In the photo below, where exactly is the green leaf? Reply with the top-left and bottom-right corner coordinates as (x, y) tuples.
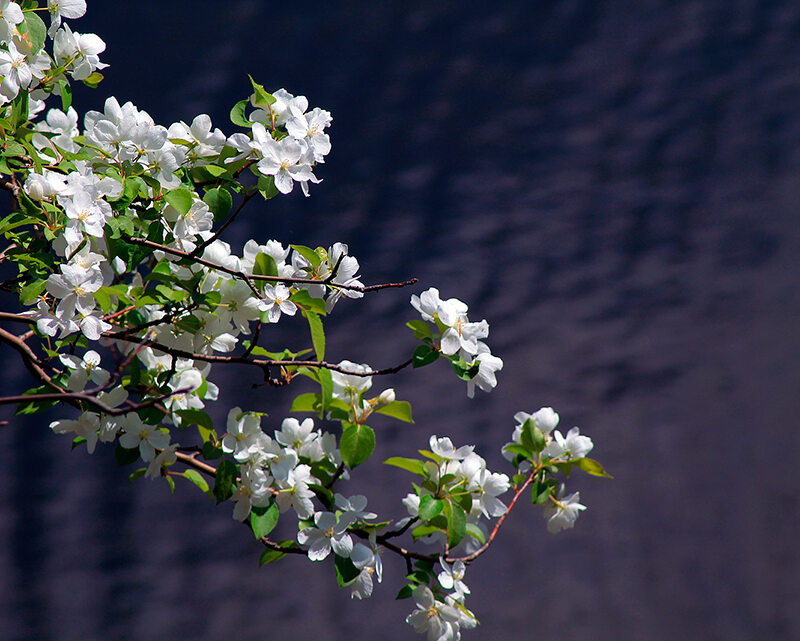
(253, 252), (278, 278)
(465, 522), (487, 545)
(250, 501), (279, 539)
(340, 424), (375, 469)
(319, 368), (332, 415)
(203, 186), (232, 221)
(374, 400), (413, 423)
(202, 164), (228, 177)
(574, 457), (613, 478)
(290, 289), (326, 315)
(290, 393), (321, 413)
(19, 278), (46, 305)
(412, 524), (444, 541)
(138, 407), (166, 425)
(11, 90), (29, 129)
(531, 478), (557, 505)
(19, 11), (46, 53)
(256, 175), (278, 200)
(81, 71), (104, 88)
(412, 344), (439, 368)
(56, 78), (72, 111)
(443, 501), (467, 548)
(384, 457), (426, 477)
(396, 585), (414, 600)
(214, 459), (237, 504)
(166, 476), (176, 494)
(521, 418), (545, 453)
(308, 483), (335, 512)
(304, 311), (325, 361)
(202, 441), (222, 460)
(502, 443), (532, 459)
(230, 98), (250, 128)
(249, 75), (276, 109)
(258, 540), (298, 565)
(406, 320), (433, 341)
(182, 469), (212, 496)
(334, 554), (361, 587)
(114, 444), (140, 467)
(450, 357), (480, 381)
(290, 244), (323, 269)
(553, 461), (574, 479)
(129, 468), (147, 482)
(175, 409), (214, 432)
(418, 495), (444, 521)
(164, 188), (194, 215)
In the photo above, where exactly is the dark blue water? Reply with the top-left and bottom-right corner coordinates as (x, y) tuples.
(1, 1), (799, 639)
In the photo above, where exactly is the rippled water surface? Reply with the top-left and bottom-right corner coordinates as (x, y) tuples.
(1, 2), (799, 640)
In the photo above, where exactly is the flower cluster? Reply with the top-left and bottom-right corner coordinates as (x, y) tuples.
(410, 287), (503, 397)
(0, 3), (609, 640)
(227, 86), (331, 196)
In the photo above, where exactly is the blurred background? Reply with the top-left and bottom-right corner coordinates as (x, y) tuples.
(1, 1), (799, 639)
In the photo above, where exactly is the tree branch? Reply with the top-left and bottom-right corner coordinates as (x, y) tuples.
(124, 235), (417, 294)
(110, 332), (414, 378)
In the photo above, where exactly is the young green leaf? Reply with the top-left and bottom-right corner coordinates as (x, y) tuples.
(465, 522), (487, 545)
(418, 495), (444, 521)
(406, 320), (433, 341)
(250, 502), (280, 539)
(340, 424), (375, 469)
(334, 554), (361, 587)
(203, 186), (232, 221)
(258, 540), (298, 565)
(412, 344), (439, 368)
(290, 244), (323, 269)
(230, 98), (251, 128)
(304, 311), (325, 361)
(319, 368), (333, 415)
(19, 11), (47, 54)
(521, 418), (546, 453)
(290, 392), (322, 413)
(182, 469), (212, 497)
(383, 457), (426, 477)
(443, 501), (467, 548)
(214, 459), (237, 504)
(249, 75), (276, 109)
(574, 457), (613, 478)
(253, 252), (279, 278)
(396, 585), (415, 600)
(374, 400), (414, 423)
(164, 188), (194, 215)
(290, 289), (327, 315)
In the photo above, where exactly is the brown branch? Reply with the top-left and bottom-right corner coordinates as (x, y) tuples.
(447, 468), (541, 564)
(0, 326), (63, 390)
(0, 311), (35, 324)
(125, 236), (262, 298)
(175, 451), (218, 478)
(0, 387), (190, 416)
(124, 235), (417, 294)
(110, 332), (414, 378)
(257, 536), (307, 556)
(189, 190), (257, 258)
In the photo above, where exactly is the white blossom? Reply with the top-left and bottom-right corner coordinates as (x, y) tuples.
(544, 489), (587, 534)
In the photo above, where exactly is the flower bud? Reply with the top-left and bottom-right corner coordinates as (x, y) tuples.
(377, 388), (396, 405)
(26, 179), (45, 201)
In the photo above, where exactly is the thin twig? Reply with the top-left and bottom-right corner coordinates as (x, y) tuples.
(189, 190), (257, 258)
(447, 468), (540, 564)
(111, 333), (414, 378)
(124, 236), (418, 294)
